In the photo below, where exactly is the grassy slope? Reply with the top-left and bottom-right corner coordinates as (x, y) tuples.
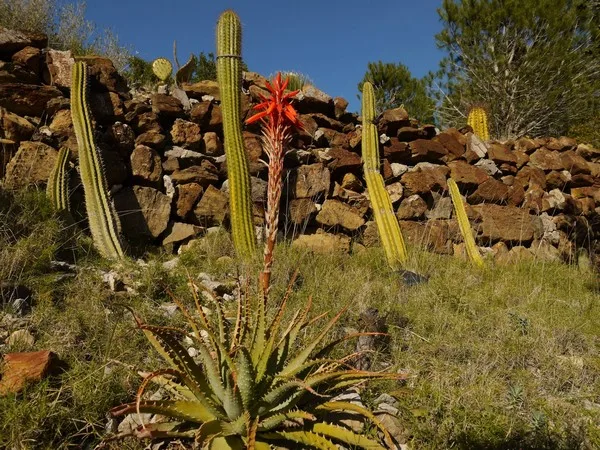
(0, 190), (599, 449)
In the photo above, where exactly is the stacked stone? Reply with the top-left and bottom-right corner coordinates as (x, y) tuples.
(1, 27), (599, 262)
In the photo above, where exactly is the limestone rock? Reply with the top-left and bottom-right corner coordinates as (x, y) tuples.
(202, 131), (223, 156)
(45, 49), (74, 88)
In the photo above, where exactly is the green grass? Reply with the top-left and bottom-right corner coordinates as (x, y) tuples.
(0, 189), (599, 449)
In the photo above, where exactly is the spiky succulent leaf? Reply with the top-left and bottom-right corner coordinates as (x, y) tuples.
(313, 422), (387, 449)
(262, 430), (338, 450)
(111, 399), (215, 423)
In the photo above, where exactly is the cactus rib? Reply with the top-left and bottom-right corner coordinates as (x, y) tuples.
(447, 178), (484, 267)
(361, 82), (407, 269)
(467, 106), (489, 141)
(71, 61), (124, 259)
(216, 10), (256, 258)
(47, 147), (70, 212)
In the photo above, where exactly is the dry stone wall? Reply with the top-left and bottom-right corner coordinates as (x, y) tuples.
(1, 27), (599, 264)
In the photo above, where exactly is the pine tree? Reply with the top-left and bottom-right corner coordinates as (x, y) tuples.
(358, 61), (436, 123)
(435, 0), (600, 139)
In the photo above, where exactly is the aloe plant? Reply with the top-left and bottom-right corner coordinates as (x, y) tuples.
(110, 274), (402, 448)
(447, 178), (484, 267)
(362, 81), (408, 269)
(216, 10), (256, 258)
(467, 105), (490, 141)
(46, 147), (70, 212)
(71, 61), (124, 259)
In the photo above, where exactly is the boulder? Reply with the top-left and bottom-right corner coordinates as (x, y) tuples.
(130, 145), (162, 183)
(114, 186), (171, 239)
(469, 178), (510, 204)
(401, 165), (448, 195)
(182, 80), (220, 100)
(193, 185), (229, 225)
(286, 198), (317, 225)
(0, 27), (47, 58)
(0, 83), (62, 116)
(326, 147), (362, 175)
(74, 55), (128, 94)
(288, 163), (330, 199)
(447, 160), (489, 188)
(529, 148), (565, 171)
(3, 141), (57, 189)
(12, 46), (41, 75)
(316, 199), (365, 231)
(472, 204), (542, 244)
(170, 118), (202, 149)
(151, 93), (183, 117)
(175, 183), (203, 218)
(409, 139), (447, 162)
(396, 194), (428, 219)
(45, 49), (74, 88)
(0, 107), (35, 142)
(295, 84), (334, 116)
(292, 229), (351, 254)
(171, 159), (219, 186)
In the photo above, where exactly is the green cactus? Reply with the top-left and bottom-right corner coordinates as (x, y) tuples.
(152, 57), (173, 82)
(71, 61), (124, 260)
(467, 106), (490, 141)
(216, 10), (256, 258)
(361, 82), (407, 269)
(447, 178), (484, 267)
(46, 147), (70, 212)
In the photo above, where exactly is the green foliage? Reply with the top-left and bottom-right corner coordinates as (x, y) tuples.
(435, 0), (600, 139)
(122, 55), (159, 88)
(276, 71), (312, 91)
(569, 114), (600, 147)
(190, 51), (249, 82)
(71, 61), (124, 260)
(216, 10), (256, 258)
(358, 61), (436, 123)
(110, 275), (400, 448)
(361, 81), (408, 270)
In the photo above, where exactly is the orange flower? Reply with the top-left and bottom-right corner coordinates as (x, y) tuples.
(245, 72), (303, 131)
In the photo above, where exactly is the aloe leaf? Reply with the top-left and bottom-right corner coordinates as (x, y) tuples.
(261, 430), (338, 450)
(235, 347), (256, 410)
(313, 422), (387, 449)
(110, 399), (214, 423)
(258, 410), (316, 431)
(133, 421), (195, 439)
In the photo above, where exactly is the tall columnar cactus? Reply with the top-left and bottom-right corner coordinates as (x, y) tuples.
(216, 10), (256, 258)
(151, 57), (173, 82)
(447, 178), (484, 267)
(362, 82), (407, 269)
(71, 61), (124, 260)
(46, 147), (70, 212)
(467, 106), (490, 141)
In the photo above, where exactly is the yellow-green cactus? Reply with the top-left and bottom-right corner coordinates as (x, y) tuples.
(467, 106), (490, 141)
(447, 178), (484, 267)
(46, 147), (70, 212)
(152, 57), (173, 82)
(216, 10), (256, 258)
(71, 61), (124, 259)
(362, 82), (407, 269)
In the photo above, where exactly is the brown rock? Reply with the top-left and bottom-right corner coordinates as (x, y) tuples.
(576, 143), (600, 161)
(398, 219), (457, 254)
(382, 139), (410, 163)
(242, 131), (265, 175)
(45, 49), (74, 87)
(316, 199), (365, 231)
(74, 55), (128, 94)
(409, 139), (447, 161)
(151, 93), (183, 117)
(194, 185), (229, 225)
(385, 181), (404, 203)
(341, 172), (363, 192)
(133, 111), (162, 134)
(379, 107), (410, 135)
(171, 159), (219, 186)
(347, 128), (362, 149)
(334, 96), (348, 118)
(516, 166), (546, 189)
(292, 229), (351, 254)
(0, 83), (62, 116)
(472, 204), (541, 244)
(176, 183), (203, 218)
(287, 198), (317, 225)
(507, 181), (525, 206)
(48, 109), (72, 138)
(514, 137), (539, 153)
(0, 27), (47, 57)
(401, 166), (448, 195)
(496, 246), (535, 263)
(131, 145), (162, 183)
(523, 186), (545, 213)
(105, 122), (136, 156)
(0, 60), (39, 84)
(447, 160), (489, 188)
(170, 119), (202, 149)
(571, 187), (600, 203)
(487, 142), (516, 165)
(3, 141), (57, 189)
(12, 46), (41, 74)
(382, 159), (393, 180)
(182, 80), (220, 100)
(288, 163), (330, 198)
(513, 151), (530, 169)
(435, 132), (465, 159)
(90, 91), (124, 123)
(202, 131), (223, 156)
(469, 178), (510, 204)
(560, 151), (590, 175)
(135, 131), (166, 149)
(546, 136), (577, 151)
(529, 148), (564, 171)
(162, 222), (201, 246)
(0, 107), (35, 142)
(545, 170), (570, 190)
(100, 150), (128, 186)
(295, 84), (334, 115)
(319, 128), (349, 148)
(0, 350), (55, 395)
(114, 186), (171, 239)
(396, 194), (427, 219)
(397, 126), (428, 141)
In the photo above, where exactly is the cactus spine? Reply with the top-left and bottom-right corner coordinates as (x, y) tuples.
(447, 178), (484, 267)
(216, 10), (256, 258)
(361, 82), (407, 269)
(47, 147), (70, 212)
(152, 58), (173, 82)
(467, 106), (489, 141)
(71, 62), (124, 259)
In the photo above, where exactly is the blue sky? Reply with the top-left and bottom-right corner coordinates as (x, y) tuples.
(84, 0), (446, 112)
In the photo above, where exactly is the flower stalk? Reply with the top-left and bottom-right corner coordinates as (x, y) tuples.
(246, 73), (303, 298)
